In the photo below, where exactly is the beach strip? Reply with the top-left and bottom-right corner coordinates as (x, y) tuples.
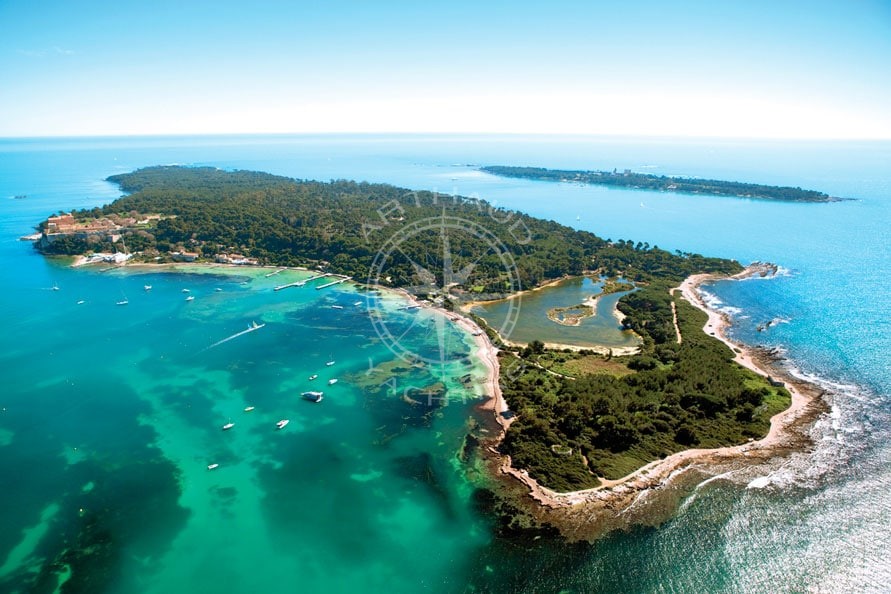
(481, 264), (827, 517)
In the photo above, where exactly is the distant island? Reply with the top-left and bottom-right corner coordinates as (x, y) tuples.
(481, 165), (846, 203)
(32, 166), (813, 530)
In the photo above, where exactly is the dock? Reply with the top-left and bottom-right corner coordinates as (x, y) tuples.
(265, 268), (287, 277)
(274, 273), (330, 292)
(316, 276), (351, 290)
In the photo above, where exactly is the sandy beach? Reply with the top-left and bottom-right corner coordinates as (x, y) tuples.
(476, 263), (828, 539)
(67, 257), (825, 537)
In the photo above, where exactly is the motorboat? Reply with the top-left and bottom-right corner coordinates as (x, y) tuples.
(301, 391), (324, 403)
(276, 419), (290, 429)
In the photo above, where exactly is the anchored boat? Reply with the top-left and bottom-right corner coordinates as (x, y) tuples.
(301, 391), (324, 403)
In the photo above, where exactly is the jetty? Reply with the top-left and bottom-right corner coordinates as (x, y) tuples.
(265, 268), (287, 277)
(316, 276), (351, 290)
(274, 273), (330, 292)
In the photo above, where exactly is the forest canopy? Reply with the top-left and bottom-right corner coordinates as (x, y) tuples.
(39, 166), (741, 293)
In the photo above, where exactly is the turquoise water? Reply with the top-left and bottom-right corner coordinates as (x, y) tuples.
(472, 276), (639, 349)
(1, 135), (890, 592)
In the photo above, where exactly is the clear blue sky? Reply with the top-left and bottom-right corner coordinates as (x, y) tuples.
(1, 0), (890, 138)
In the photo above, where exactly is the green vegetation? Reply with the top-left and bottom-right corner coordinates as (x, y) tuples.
(482, 165), (845, 203)
(530, 351), (633, 379)
(37, 166), (740, 293)
(35, 166), (782, 493)
(546, 304), (594, 326)
(499, 283), (790, 491)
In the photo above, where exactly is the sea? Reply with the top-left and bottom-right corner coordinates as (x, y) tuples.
(0, 134), (889, 593)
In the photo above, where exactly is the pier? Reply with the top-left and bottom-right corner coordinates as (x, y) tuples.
(265, 268), (287, 277)
(316, 276), (351, 290)
(274, 273), (330, 291)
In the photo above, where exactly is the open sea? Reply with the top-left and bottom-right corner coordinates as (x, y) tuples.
(0, 134), (889, 593)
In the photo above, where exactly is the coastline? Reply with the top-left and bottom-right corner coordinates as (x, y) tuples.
(64, 257), (828, 539)
(477, 263), (829, 540)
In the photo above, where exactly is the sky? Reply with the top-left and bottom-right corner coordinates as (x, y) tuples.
(1, 0), (890, 139)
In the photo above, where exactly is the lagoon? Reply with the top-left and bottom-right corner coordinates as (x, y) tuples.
(2, 134), (890, 592)
(471, 276), (640, 350)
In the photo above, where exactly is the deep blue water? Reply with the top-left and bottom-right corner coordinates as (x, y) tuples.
(1, 134), (889, 592)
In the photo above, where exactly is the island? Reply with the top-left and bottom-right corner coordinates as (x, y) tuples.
(32, 166), (823, 538)
(481, 165), (847, 202)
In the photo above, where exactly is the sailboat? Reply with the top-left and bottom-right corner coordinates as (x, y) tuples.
(116, 291), (129, 306)
(222, 419), (234, 431)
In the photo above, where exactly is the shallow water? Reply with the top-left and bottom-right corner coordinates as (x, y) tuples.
(1, 134), (889, 592)
(472, 276), (639, 348)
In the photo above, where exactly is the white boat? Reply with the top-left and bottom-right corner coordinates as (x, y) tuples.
(331, 305), (344, 310)
(276, 419), (290, 429)
(302, 391), (324, 403)
(116, 299), (129, 306)
(76, 300), (85, 305)
(244, 406), (255, 412)
(353, 301), (362, 306)
(51, 285), (60, 291)
(215, 287), (223, 292)
(182, 288), (190, 293)
(325, 360), (335, 366)
(144, 285), (152, 291)
(222, 421), (234, 430)
(309, 374), (318, 380)
(185, 295), (195, 302)
(327, 379), (338, 385)
(207, 463), (219, 470)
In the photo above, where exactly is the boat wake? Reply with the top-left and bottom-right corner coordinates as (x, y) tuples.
(203, 321), (266, 351)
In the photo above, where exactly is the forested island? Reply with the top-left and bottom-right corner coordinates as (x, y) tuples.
(36, 166), (738, 291)
(481, 165), (845, 202)
(35, 166), (790, 495)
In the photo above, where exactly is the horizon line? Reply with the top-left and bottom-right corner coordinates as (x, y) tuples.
(2, 131), (889, 143)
